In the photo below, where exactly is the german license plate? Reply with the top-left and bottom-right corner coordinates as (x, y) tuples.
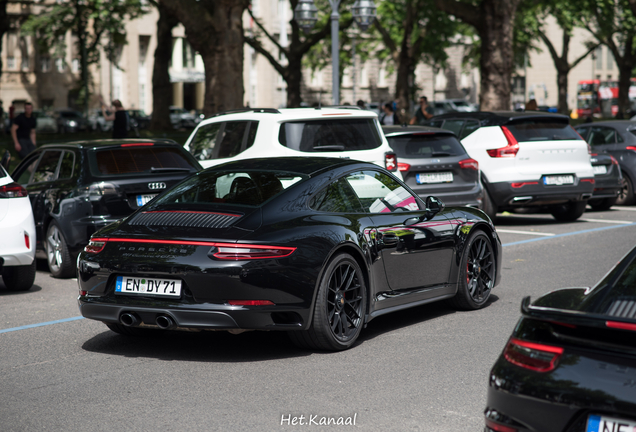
(543, 175), (574, 185)
(136, 194), (157, 206)
(416, 172), (453, 184)
(586, 414), (636, 432)
(115, 276), (181, 297)
(593, 165), (607, 175)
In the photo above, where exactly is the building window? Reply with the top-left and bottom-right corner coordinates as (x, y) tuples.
(55, 58), (64, 72)
(41, 57), (51, 72)
(595, 47), (603, 70)
(72, 58), (80, 73)
(7, 57), (16, 70)
(607, 48), (614, 70)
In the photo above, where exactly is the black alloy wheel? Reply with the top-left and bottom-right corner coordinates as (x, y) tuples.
(616, 175), (634, 206)
(481, 187), (497, 221)
(289, 253), (366, 351)
(449, 230), (494, 310)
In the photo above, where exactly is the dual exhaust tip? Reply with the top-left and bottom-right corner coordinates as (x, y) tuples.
(119, 312), (176, 330)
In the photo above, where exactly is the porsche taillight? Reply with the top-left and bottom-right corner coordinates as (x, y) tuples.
(212, 244), (296, 260)
(487, 127), (519, 158)
(503, 337), (563, 372)
(84, 238), (108, 254)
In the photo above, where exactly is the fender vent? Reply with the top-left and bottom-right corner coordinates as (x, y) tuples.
(128, 211), (241, 229)
(607, 299), (636, 319)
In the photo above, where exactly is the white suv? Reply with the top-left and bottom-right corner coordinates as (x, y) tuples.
(429, 112), (595, 221)
(0, 163), (36, 291)
(183, 107), (400, 177)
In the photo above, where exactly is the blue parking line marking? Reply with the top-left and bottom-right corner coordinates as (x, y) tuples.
(0, 316), (84, 334)
(503, 222), (636, 247)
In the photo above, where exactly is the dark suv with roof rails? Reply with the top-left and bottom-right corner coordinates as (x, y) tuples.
(11, 139), (202, 278)
(427, 111), (595, 221)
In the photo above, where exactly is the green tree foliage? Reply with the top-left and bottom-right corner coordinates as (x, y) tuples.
(517, 0), (597, 114)
(371, 0), (461, 121)
(22, 0), (147, 111)
(245, 0), (350, 107)
(580, 0), (636, 115)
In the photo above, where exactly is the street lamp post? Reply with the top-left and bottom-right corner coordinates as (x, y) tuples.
(294, 0), (376, 106)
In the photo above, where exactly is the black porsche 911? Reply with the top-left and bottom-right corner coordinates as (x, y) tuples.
(77, 157), (502, 351)
(485, 245), (636, 432)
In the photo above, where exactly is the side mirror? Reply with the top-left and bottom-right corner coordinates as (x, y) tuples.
(425, 196), (445, 219)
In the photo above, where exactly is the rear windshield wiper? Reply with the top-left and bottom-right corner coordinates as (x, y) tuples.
(149, 167), (193, 173)
(312, 145), (346, 152)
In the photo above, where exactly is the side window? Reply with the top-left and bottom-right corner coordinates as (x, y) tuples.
(574, 127), (589, 140)
(345, 170), (421, 213)
(617, 132), (625, 143)
(217, 121), (251, 159)
(58, 151), (75, 179)
(31, 150), (63, 183)
(460, 120), (480, 139)
(588, 127), (616, 146)
(310, 178), (364, 213)
(13, 154), (40, 184)
(190, 122), (222, 160)
(438, 119), (465, 137)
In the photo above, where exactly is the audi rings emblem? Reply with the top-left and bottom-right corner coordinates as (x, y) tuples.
(148, 182), (167, 190)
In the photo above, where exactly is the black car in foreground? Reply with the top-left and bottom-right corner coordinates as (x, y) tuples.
(486, 245), (636, 432)
(11, 139), (201, 278)
(77, 157), (502, 351)
(588, 152), (622, 211)
(382, 125), (483, 208)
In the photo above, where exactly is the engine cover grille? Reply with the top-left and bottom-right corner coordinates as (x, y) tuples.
(607, 298), (636, 319)
(128, 211), (240, 229)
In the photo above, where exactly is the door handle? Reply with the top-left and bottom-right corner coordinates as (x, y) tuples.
(381, 233), (399, 247)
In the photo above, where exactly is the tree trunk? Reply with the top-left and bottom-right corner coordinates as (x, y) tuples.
(395, 57), (413, 124)
(556, 68), (568, 115)
(0, 0), (10, 85)
(286, 56), (303, 108)
(477, 0), (519, 110)
(434, 0), (520, 111)
(617, 61), (633, 116)
(161, 0), (249, 116)
(150, 1), (178, 131)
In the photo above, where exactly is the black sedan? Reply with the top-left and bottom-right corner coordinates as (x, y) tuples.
(11, 139), (201, 278)
(382, 125), (483, 208)
(574, 121), (636, 205)
(77, 157), (502, 351)
(485, 245), (636, 432)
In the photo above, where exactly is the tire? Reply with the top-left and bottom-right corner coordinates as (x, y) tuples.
(481, 187), (497, 221)
(105, 323), (159, 337)
(448, 230), (495, 310)
(2, 260), (36, 291)
(616, 174), (634, 206)
(45, 222), (75, 278)
(589, 197), (617, 211)
(550, 200), (587, 222)
(288, 253), (367, 351)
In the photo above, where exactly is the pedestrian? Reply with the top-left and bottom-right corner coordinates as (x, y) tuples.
(379, 102), (398, 125)
(409, 96), (434, 125)
(356, 99), (366, 110)
(525, 99), (538, 111)
(11, 102), (37, 160)
(102, 99), (128, 139)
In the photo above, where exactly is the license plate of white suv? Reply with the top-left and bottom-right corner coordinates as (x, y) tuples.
(543, 175), (574, 185)
(417, 172), (453, 184)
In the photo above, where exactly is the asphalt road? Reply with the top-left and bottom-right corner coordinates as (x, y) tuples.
(2, 206), (636, 431)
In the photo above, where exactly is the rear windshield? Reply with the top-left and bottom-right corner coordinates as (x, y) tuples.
(279, 118), (382, 152)
(386, 134), (465, 158)
(90, 146), (199, 176)
(505, 120), (582, 142)
(148, 170), (306, 208)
